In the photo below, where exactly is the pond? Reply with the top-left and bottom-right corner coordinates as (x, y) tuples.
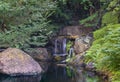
(0, 64), (103, 82)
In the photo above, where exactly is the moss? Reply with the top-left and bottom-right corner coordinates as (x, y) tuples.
(102, 11), (118, 26)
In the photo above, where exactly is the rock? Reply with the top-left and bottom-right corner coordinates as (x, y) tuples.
(74, 38), (88, 54)
(85, 62), (95, 70)
(24, 48), (50, 72)
(59, 26), (81, 37)
(69, 53), (85, 66)
(83, 35), (93, 44)
(59, 25), (93, 39)
(0, 48), (42, 76)
(25, 48), (50, 61)
(74, 35), (93, 54)
(75, 68), (86, 82)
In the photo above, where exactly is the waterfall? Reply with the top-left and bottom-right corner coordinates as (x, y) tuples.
(53, 38), (67, 56)
(54, 39), (58, 56)
(63, 38), (66, 54)
(68, 47), (74, 58)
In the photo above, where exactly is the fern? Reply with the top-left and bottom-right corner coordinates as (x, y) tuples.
(79, 12), (99, 27)
(0, 0), (57, 48)
(85, 24), (120, 81)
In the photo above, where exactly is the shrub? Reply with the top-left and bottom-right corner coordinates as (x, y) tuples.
(0, 0), (57, 48)
(85, 24), (120, 81)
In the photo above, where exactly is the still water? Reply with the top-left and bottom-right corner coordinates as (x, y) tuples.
(0, 65), (102, 82)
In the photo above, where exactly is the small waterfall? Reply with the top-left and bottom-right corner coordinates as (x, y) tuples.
(54, 39), (58, 55)
(68, 47), (74, 58)
(63, 38), (67, 54)
(53, 38), (67, 56)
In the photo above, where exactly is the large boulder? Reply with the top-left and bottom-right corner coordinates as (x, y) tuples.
(0, 48), (42, 76)
(24, 48), (50, 72)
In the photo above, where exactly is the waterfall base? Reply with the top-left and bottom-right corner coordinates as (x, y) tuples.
(53, 54), (67, 56)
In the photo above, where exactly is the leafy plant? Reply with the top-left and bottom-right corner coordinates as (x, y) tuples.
(0, 0), (57, 48)
(79, 12), (99, 27)
(51, 0), (95, 25)
(85, 24), (120, 81)
(101, 0), (120, 26)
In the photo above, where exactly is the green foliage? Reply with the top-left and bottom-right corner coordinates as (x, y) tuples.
(102, 11), (118, 26)
(100, 0), (112, 9)
(66, 41), (73, 53)
(85, 2), (120, 81)
(79, 12), (99, 27)
(94, 24), (120, 39)
(107, 0), (120, 11)
(102, 0), (120, 26)
(86, 76), (100, 82)
(66, 66), (73, 77)
(66, 0), (93, 10)
(51, 0), (94, 25)
(112, 71), (120, 82)
(0, 0), (57, 48)
(85, 24), (120, 81)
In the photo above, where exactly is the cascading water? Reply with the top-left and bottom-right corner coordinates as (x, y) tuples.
(68, 47), (74, 58)
(54, 39), (58, 55)
(63, 38), (66, 54)
(53, 38), (67, 56)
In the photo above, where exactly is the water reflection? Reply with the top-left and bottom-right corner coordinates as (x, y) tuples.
(0, 74), (41, 82)
(40, 65), (86, 82)
(0, 65), (102, 82)
(40, 64), (102, 82)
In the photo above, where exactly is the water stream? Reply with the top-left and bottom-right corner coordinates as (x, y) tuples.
(68, 47), (74, 58)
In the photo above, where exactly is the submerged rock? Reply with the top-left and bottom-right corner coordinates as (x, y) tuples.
(0, 48), (42, 76)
